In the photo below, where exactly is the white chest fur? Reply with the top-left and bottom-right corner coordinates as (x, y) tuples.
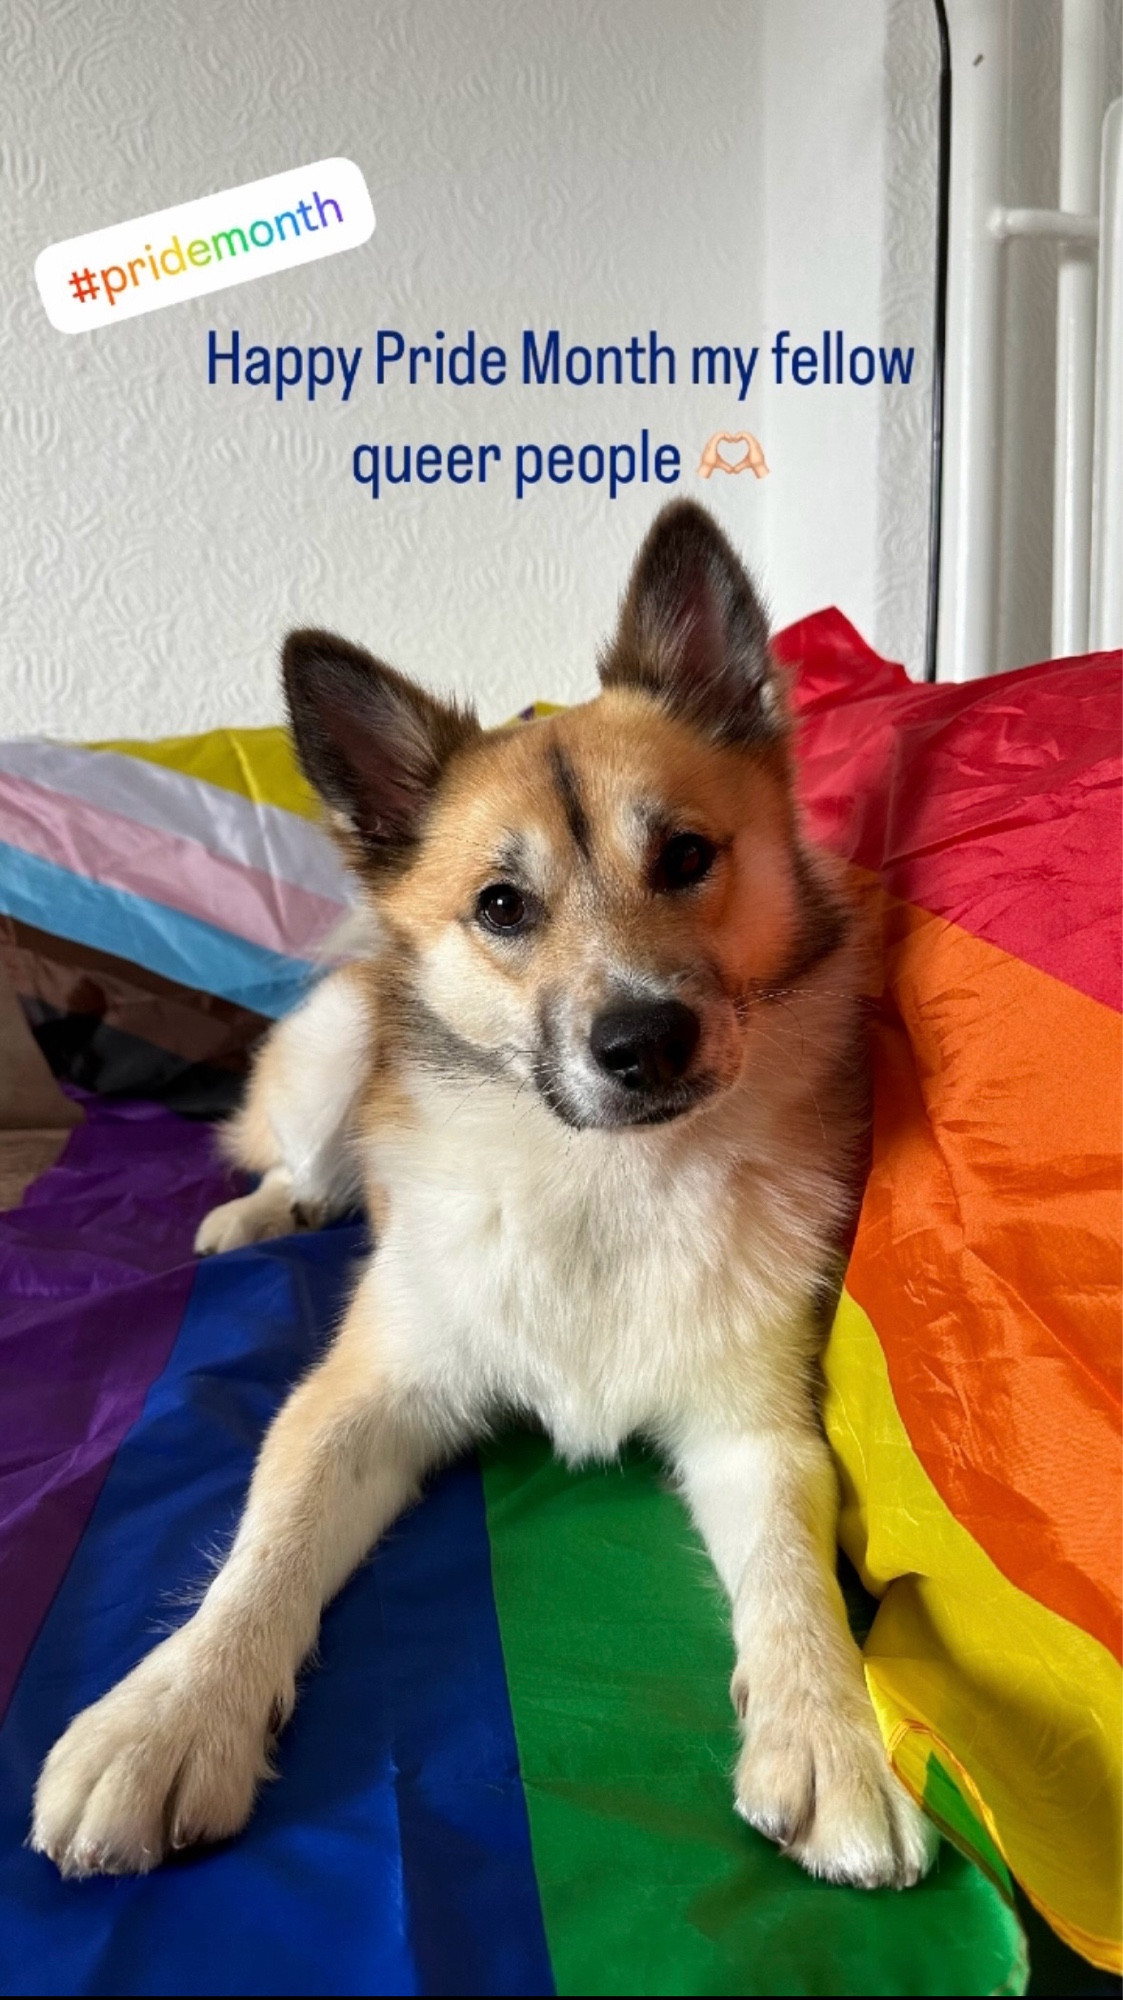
(366, 1066), (833, 1459)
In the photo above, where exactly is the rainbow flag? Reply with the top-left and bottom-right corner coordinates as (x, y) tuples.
(776, 613), (1122, 1975)
(0, 1108), (1022, 1996)
(0, 611), (1117, 1991)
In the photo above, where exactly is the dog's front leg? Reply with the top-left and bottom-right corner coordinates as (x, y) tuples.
(674, 1425), (936, 1889)
(33, 1279), (447, 1878)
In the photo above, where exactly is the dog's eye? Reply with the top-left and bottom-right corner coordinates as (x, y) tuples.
(476, 882), (529, 932)
(653, 833), (717, 893)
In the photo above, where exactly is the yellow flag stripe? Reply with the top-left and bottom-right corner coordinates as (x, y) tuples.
(89, 727), (319, 819)
(825, 1288), (1122, 1971)
(91, 706), (563, 815)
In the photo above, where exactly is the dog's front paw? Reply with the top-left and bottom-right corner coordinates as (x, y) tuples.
(194, 1182), (295, 1256)
(732, 1672), (936, 1889)
(31, 1630), (283, 1878)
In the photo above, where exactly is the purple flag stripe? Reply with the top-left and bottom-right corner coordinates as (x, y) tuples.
(0, 1095), (233, 1724)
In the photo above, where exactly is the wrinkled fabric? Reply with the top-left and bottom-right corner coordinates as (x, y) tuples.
(0, 1098), (1020, 1997)
(0, 727), (350, 1102)
(0, 620), (1117, 1988)
(772, 614), (1122, 1970)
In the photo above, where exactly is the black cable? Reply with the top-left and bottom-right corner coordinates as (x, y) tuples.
(925, 0), (952, 682)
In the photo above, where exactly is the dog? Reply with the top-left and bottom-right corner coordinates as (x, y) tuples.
(32, 501), (934, 1890)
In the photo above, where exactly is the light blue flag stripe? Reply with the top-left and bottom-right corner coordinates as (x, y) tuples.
(0, 842), (315, 1019)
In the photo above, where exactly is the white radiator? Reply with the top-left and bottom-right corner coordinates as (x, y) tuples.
(938, 0), (1120, 679)
(1091, 94), (1122, 651)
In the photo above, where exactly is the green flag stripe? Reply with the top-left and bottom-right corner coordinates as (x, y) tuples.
(482, 1432), (1026, 1998)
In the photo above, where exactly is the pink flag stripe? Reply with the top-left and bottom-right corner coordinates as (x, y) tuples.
(0, 740), (347, 904)
(0, 771), (347, 962)
(0, 738), (350, 905)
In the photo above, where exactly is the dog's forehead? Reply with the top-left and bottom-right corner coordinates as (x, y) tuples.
(469, 729), (656, 879)
(418, 693), (791, 911)
(457, 695), (753, 851)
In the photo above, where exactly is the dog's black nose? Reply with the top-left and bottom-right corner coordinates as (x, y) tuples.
(589, 1000), (701, 1090)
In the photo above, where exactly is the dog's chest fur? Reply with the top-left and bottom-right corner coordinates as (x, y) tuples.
(364, 1062), (836, 1459)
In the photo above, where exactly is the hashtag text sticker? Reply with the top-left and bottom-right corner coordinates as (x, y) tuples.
(36, 160), (375, 335)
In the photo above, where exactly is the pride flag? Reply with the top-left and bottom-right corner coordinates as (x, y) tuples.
(777, 614), (1122, 1973)
(0, 611), (1117, 1991)
(0, 1107), (1024, 1996)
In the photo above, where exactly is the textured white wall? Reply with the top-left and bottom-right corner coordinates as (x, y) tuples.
(1, 0), (942, 739)
(758, 0), (938, 670)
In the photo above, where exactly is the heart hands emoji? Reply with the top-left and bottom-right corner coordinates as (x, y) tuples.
(697, 431), (770, 480)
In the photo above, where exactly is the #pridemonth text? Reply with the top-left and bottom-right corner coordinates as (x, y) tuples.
(38, 161), (374, 335)
(69, 193), (343, 310)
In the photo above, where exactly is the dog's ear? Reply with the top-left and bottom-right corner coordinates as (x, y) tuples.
(598, 501), (784, 746)
(283, 630), (480, 869)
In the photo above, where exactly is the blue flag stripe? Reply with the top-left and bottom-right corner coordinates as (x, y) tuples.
(0, 1225), (553, 1998)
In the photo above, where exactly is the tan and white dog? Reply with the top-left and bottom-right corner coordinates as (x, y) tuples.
(32, 502), (934, 1890)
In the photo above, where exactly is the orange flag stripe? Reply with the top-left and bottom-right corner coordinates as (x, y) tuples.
(847, 891), (1122, 1661)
